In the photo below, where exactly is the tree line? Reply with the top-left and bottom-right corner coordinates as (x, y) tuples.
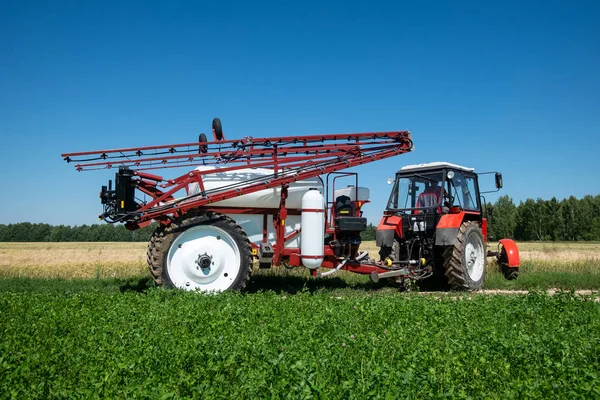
(1, 194), (599, 242)
(361, 194), (600, 242)
(487, 195), (600, 241)
(0, 223), (157, 242)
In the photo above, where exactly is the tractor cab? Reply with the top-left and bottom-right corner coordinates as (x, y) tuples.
(387, 162), (481, 216)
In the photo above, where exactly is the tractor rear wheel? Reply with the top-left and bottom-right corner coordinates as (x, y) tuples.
(443, 221), (486, 291)
(147, 212), (252, 292)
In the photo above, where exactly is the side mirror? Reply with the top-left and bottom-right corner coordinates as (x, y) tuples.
(495, 172), (503, 189)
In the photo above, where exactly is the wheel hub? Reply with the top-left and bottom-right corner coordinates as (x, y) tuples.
(467, 249), (477, 267)
(464, 234), (484, 282)
(196, 253), (213, 270)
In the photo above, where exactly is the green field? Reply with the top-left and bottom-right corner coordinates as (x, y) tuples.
(1, 242), (600, 398)
(1, 284), (599, 399)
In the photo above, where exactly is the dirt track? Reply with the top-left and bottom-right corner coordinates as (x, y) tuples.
(477, 289), (597, 295)
(417, 289), (599, 300)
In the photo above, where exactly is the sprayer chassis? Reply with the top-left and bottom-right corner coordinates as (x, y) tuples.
(63, 127), (415, 287)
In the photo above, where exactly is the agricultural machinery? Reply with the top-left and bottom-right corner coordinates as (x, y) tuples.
(62, 119), (519, 292)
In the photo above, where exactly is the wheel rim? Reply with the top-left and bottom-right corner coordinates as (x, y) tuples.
(167, 225), (241, 292)
(464, 232), (485, 282)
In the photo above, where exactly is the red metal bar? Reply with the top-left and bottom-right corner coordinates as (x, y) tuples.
(273, 185), (289, 266)
(70, 142), (399, 171)
(63, 132), (411, 172)
(262, 214), (268, 243)
(62, 131), (408, 158)
(135, 171), (164, 182)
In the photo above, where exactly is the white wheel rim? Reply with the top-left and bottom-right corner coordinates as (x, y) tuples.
(464, 233), (485, 282)
(167, 225), (241, 292)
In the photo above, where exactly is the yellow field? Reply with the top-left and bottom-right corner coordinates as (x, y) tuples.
(0, 241), (599, 279)
(0, 242), (147, 279)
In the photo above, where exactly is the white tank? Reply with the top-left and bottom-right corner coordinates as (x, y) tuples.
(223, 214), (302, 249)
(334, 186), (370, 202)
(300, 189), (325, 269)
(187, 166), (323, 209)
(185, 166), (322, 250)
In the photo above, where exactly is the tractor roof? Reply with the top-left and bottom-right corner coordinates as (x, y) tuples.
(398, 162), (474, 174)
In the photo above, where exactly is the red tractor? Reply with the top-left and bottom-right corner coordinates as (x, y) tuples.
(376, 162), (520, 290)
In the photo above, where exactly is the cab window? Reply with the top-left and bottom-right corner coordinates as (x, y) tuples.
(389, 172), (444, 211)
(447, 172), (479, 211)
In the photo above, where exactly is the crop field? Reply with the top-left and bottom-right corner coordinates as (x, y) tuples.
(1, 241), (600, 398)
(1, 241), (599, 290)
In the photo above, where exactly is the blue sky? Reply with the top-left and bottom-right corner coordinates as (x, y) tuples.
(1, 0), (599, 225)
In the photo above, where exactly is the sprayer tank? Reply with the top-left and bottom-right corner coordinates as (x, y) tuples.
(300, 188), (325, 268)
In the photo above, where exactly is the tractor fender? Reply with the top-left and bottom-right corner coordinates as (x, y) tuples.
(376, 215), (402, 247)
(499, 239), (520, 267)
(434, 213), (464, 246)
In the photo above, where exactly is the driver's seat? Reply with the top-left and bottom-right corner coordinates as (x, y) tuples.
(414, 192), (441, 214)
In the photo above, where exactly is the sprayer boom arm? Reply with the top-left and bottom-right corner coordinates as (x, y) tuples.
(62, 130), (413, 227)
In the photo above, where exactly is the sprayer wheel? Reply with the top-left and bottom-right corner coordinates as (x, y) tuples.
(212, 118), (223, 141)
(198, 133), (208, 153)
(147, 212), (252, 292)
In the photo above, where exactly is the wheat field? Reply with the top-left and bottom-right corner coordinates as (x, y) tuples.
(0, 242), (147, 279)
(0, 241), (599, 279)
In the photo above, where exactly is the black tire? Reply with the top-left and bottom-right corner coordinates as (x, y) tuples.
(212, 118), (223, 141)
(502, 265), (519, 280)
(198, 133), (208, 153)
(418, 246), (450, 291)
(499, 247), (519, 280)
(377, 239), (407, 287)
(147, 212), (252, 291)
(378, 239), (420, 289)
(443, 221), (486, 291)
(378, 239), (399, 262)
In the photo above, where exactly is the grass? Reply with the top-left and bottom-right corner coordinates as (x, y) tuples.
(1, 289), (600, 398)
(1, 242), (600, 398)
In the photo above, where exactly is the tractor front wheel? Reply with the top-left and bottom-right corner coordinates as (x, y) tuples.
(147, 213), (252, 292)
(499, 246), (519, 280)
(378, 239), (399, 264)
(443, 221), (486, 291)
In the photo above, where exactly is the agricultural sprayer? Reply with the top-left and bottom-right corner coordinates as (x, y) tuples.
(62, 119), (519, 291)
